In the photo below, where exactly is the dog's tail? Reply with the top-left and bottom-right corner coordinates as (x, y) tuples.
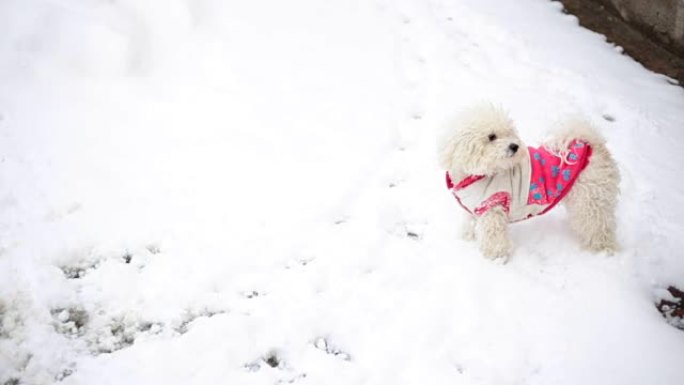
(544, 119), (607, 153)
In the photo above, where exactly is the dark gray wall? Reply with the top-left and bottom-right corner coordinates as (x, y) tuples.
(598, 0), (684, 54)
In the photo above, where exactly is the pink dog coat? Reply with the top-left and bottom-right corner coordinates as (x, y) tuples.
(446, 140), (592, 222)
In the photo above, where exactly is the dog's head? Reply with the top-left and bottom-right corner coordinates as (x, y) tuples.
(439, 104), (525, 176)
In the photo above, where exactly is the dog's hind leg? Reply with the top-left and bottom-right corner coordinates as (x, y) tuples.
(564, 187), (617, 253)
(563, 146), (620, 254)
(476, 207), (511, 260)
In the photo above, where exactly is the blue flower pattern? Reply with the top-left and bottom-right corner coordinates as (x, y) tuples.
(562, 169), (571, 181)
(527, 140), (588, 205)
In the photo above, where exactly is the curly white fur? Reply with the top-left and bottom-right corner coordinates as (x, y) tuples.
(439, 104), (620, 260)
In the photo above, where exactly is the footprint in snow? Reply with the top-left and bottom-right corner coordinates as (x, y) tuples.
(602, 114), (616, 122)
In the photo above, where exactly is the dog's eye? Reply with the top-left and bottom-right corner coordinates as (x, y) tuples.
(488, 134), (497, 142)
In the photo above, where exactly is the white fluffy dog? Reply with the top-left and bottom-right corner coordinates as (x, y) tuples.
(438, 104), (620, 260)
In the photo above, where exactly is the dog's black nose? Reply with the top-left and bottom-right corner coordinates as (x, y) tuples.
(509, 143), (519, 153)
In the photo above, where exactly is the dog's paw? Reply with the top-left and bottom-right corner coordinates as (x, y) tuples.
(586, 242), (618, 256)
(480, 241), (511, 261)
(584, 234), (619, 255)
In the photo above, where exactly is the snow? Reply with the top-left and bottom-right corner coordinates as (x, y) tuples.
(1, 0), (684, 384)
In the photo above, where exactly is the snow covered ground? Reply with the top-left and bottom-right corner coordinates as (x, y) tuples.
(1, 0), (684, 383)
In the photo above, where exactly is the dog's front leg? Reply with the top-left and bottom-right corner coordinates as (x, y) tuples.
(476, 207), (511, 260)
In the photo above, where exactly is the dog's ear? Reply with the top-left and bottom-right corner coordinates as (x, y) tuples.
(438, 125), (476, 175)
